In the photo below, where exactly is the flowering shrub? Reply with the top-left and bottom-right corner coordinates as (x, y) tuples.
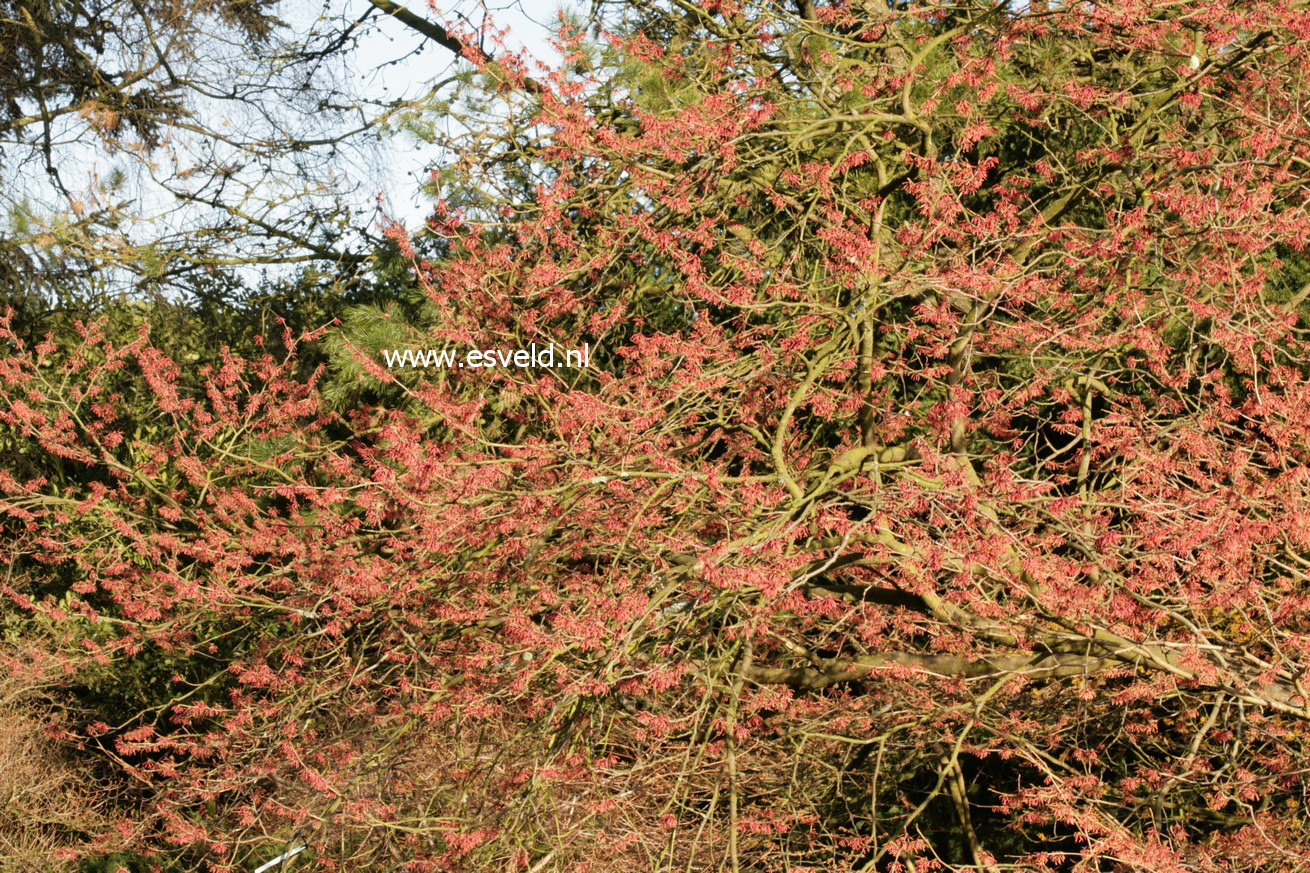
(4, 1), (1310, 870)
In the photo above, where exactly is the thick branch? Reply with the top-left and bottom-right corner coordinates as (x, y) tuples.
(746, 647), (1310, 720)
(365, 0), (544, 96)
(745, 651), (1120, 689)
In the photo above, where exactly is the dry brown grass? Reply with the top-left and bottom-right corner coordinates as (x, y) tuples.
(0, 662), (125, 872)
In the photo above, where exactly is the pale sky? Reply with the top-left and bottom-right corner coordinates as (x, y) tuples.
(344, 0), (575, 228)
(2, 0), (577, 298)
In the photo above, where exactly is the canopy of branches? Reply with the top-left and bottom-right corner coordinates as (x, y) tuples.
(3, 1), (1310, 871)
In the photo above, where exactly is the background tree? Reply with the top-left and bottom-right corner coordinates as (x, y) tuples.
(0, 0), (465, 346)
